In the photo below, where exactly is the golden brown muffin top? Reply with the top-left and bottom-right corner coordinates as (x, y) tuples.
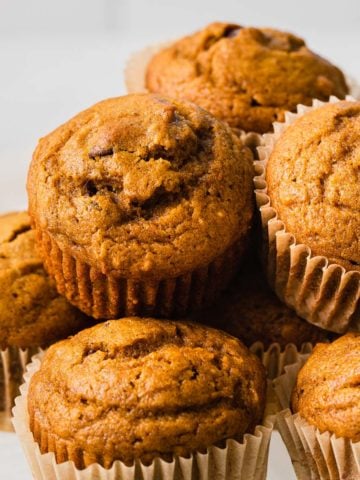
(28, 93), (254, 280)
(266, 100), (360, 272)
(145, 22), (348, 134)
(28, 318), (266, 466)
(194, 261), (330, 349)
(0, 212), (90, 349)
(291, 333), (360, 440)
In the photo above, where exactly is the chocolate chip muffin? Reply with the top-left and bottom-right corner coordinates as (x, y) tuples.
(145, 23), (348, 133)
(194, 261), (331, 349)
(28, 317), (266, 468)
(0, 211), (90, 413)
(291, 333), (360, 440)
(28, 93), (254, 319)
(266, 100), (360, 272)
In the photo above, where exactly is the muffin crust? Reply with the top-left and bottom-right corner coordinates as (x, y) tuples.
(146, 23), (348, 133)
(28, 318), (266, 467)
(266, 100), (360, 271)
(0, 212), (89, 349)
(28, 94), (254, 280)
(292, 333), (360, 440)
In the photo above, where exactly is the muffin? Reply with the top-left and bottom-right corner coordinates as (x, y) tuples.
(267, 100), (360, 272)
(28, 93), (254, 319)
(292, 333), (360, 440)
(0, 211), (90, 416)
(26, 318), (267, 469)
(255, 98), (360, 333)
(194, 261), (331, 349)
(144, 22), (348, 133)
(274, 334), (360, 479)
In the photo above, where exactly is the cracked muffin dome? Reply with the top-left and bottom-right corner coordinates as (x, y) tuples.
(145, 22), (349, 133)
(193, 260), (331, 349)
(27, 93), (254, 319)
(266, 100), (360, 272)
(0, 211), (90, 350)
(28, 317), (266, 468)
(291, 333), (360, 440)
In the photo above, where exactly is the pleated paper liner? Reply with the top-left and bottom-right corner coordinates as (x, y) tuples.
(249, 341), (312, 381)
(13, 352), (275, 480)
(254, 95), (360, 334)
(0, 346), (38, 432)
(36, 228), (245, 320)
(274, 356), (360, 480)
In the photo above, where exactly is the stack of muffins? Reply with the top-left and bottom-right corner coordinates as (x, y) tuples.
(0, 21), (358, 480)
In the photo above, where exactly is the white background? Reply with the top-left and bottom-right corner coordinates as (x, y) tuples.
(0, 0), (359, 478)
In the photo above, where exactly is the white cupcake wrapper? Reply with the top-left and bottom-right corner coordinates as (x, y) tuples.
(12, 351), (275, 480)
(274, 356), (360, 479)
(250, 341), (313, 381)
(254, 95), (360, 334)
(0, 346), (39, 431)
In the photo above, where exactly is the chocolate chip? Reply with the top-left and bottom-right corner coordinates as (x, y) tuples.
(224, 26), (242, 38)
(85, 180), (98, 197)
(250, 98), (261, 107)
(88, 147), (114, 159)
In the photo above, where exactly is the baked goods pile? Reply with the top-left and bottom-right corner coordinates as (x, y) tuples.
(1, 21), (359, 479)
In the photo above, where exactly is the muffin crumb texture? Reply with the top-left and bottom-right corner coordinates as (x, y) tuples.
(146, 22), (348, 133)
(28, 318), (266, 467)
(292, 333), (360, 440)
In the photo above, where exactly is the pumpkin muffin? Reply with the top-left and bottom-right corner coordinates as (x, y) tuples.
(28, 93), (254, 319)
(145, 22), (348, 133)
(28, 317), (266, 468)
(291, 333), (360, 440)
(0, 211), (90, 413)
(266, 100), (360, 272)
(194, 262), (331, 349)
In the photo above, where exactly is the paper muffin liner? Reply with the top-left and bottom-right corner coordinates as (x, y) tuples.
(36, 229), (245, 320)
(254, 95), (360, 334)
(274, 355), (360, 479)
(0, 346), (38, 431)
(13, 352), (275, 480)
(249, 341), (313, 381)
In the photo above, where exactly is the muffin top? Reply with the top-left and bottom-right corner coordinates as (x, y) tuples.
(145, 22), (348, 133)
(266, 100), (360, 272)
(0, 211), (90, 349)
(28, 317), (266, 466)
(28, 93), (254, 280)
(194, 262), (330, 349)
(291, 333), (360, 440)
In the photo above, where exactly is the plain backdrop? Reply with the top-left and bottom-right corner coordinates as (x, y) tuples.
(0, 1), (359, 479)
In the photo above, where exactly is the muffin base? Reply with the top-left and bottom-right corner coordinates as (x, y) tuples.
(37, 229), (245, 319)
(254, 96), (360, 333)
(0, 347), (38, 431)
(274, 357), (360, 480)
(13, 352), (274, 480)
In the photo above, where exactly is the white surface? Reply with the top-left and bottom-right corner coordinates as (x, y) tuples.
(0, 0), (358, 478)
